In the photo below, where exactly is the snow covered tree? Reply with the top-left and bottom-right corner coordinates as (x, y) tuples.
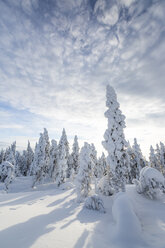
(56, 142), (67, 186)
(97, 152), (107, 179)
(126, 143), (137, 183)
(102, 85), (129, 193)
(4, 141), (16, 168)
(134, 166), (165, 199)
(90, 143), (98, 178)
(0, 149), (5, 164)
(49, 139), (58, 181)
(58, 128), (69, 159)
(76, 142), (93, 201)
(15, 151), (22, 176)
(58, 128), (70, 177)
(132, 138), (146, 179)
(32, 128), (50, 187)
(20, 141), (34, 176)
(68, 135), (80, 177)
(160, 142), (165, 175)
(149, 146), (159, 169)
(67, 136), (79, 179)
(26, 141), (34, 175)
(0, 161), (15, 191)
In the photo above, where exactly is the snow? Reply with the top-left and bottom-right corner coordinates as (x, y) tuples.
(112, 192), (144, 248)
(0, 178), (165, 248)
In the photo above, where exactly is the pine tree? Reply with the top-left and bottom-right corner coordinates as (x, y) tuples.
(102, 85), (128, 193)
(26, 141), (34, 176)
(49, 139), (58, 181)
(149, 146), (158, 169)
(58, 128), (70, 177)
(90, 143), (98, 178)
(32, 128), (50, 187)
(69, 135), (79, 176)
(132, 138), (146, 179)
(0, 149), (5, 164)
(15, 151), (22, 176)
(126, 143), (136, 183)
(97, 152), (107, 179)
(76, 142), (93, 201)
(4, 141), (16, 167)
(56, 142), (67, 186)
(160, 142), (165, 175)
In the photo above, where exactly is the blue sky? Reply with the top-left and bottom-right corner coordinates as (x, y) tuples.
(0, 0), (165, 156)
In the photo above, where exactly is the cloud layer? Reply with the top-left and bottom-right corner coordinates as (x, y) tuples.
(0, 0), (165, 156)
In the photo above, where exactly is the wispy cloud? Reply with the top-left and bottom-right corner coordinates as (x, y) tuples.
(0, 0), (165, 156)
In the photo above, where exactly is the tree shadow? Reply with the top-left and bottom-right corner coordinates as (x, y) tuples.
(74, 230), (89, 248)
(0, 197), (78, 248)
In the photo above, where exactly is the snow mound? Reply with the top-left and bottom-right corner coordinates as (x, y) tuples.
(133, 166), (165, 199)
(85, 195), (106, 213)
(112, 192), (143, 248)
(98, 175), (114, 196)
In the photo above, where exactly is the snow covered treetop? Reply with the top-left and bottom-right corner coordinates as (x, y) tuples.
(106, 85), (119, 109)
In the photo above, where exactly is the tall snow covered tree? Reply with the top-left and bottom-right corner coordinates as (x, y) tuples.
(58, 128), (69, 159)
(26, 141), (34, 175)
(4, 141), (16, 167)
(56, 142), (67, 186)
(97, 152), (107, 179)
(160, 142), (165, 175)
(90, 143), (98, 178)
(32, 128), (50, 187)
(68, 135), (80, 178)
(49, 139), (58, 181)
(132, 138), (146, 179)
(58, 128), (70, 177)
(0, 149), (5, 164)
(149, 146), (159, 169)
(15, 151), (23, 176)
(102, 85), (129, 193)
(76, 142), (93, 201)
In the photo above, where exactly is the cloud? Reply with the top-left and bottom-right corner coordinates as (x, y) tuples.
(0, 0), (165, 156)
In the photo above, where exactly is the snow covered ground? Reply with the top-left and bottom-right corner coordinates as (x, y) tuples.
(0, 177), (165, 248)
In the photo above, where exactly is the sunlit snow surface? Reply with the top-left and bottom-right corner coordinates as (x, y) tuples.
(0, 177), (165, 248)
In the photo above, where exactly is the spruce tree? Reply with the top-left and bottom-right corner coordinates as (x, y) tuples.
(102, 85), (128, 193)
(58, 128), (70, 177)
(49, 139), (58, 181)
(56, 142), (67, 186)
(32, 128), (50, 187)
(132, 138), (146, 179)
(76, 142), (93, 201)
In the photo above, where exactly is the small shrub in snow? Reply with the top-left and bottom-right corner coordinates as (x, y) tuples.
(85, 195), (105, 213)
(133, 166), (165, 199)
(0, 161), (15, 191)
(98, 175), (114, 196)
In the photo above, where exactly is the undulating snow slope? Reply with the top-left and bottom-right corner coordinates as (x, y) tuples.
(0, 177), (165, 248)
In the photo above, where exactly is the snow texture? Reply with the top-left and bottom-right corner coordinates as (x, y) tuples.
(112, 192), (144, 248)
(0, 178), (165, 248)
